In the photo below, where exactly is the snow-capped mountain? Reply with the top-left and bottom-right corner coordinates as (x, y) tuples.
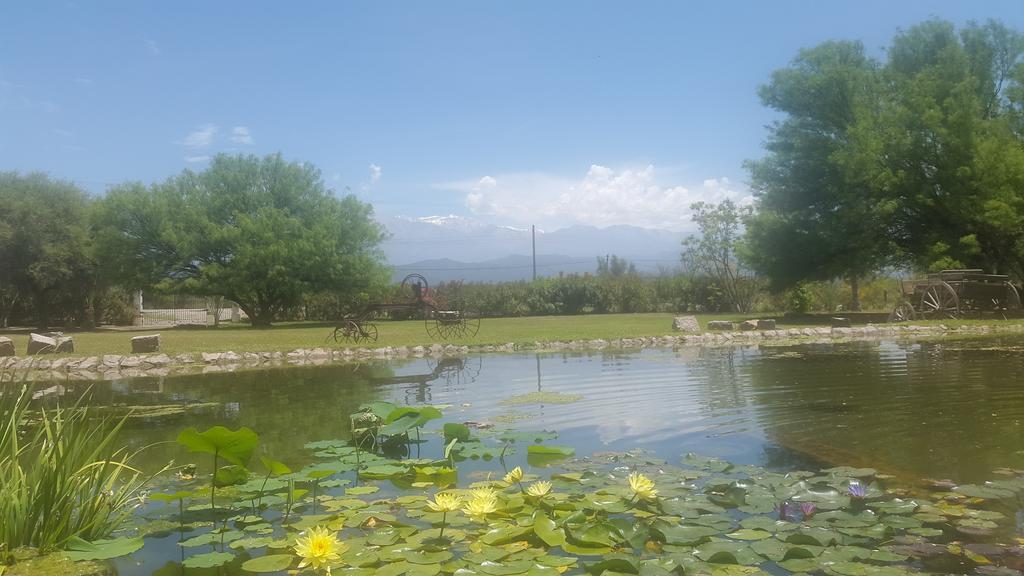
(380, 216), (685, 282)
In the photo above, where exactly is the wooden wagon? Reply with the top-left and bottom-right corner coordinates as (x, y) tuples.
(889, 269), (1021, 322)
(331, 274), (480, 343)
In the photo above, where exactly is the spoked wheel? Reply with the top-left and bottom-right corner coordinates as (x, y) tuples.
(1003, 282), (1021, 311)
(920, 282), (960, 319)
(333, 319), (379, 343)
(888, 301), (916, 323)
(425, 309), (480, 340)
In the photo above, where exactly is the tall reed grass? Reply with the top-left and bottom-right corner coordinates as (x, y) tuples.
(0, 369), (160, 553)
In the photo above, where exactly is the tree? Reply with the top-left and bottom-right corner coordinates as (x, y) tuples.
(681, 200), (758, 313)
(0, 172), (95, 328)
(842, 19), (1024, 276)
(93, 154), (389, 327)
(596, 254), (637, 277)
(743, 40), (894, 310)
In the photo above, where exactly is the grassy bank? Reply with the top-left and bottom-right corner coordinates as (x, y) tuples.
(4, 312), (1024, 358)
(0, 313), (754, 357)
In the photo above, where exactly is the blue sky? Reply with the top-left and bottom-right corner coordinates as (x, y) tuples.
(3, 1), (1022, 230)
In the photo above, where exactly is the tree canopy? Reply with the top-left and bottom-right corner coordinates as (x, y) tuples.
(745, 19), (1024, 300)
(0, 172), (94, 328)
(93, 154), (389, 327)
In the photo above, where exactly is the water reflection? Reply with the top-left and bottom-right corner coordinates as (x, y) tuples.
(33, 336), (1024, 483)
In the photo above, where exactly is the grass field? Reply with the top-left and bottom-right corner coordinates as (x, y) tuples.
(0, 313), (758, 357)
(3, 312), (1023, 358)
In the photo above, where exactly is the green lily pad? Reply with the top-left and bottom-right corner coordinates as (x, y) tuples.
(177, 426), (259, 466)
(240, 554), (294, 572)
(182, 551), (235, 568)
(64, 536), (144, 562)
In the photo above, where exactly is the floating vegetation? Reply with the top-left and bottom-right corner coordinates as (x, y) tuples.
(498, 391), (584, 406)
(30, 400), (1024, 575)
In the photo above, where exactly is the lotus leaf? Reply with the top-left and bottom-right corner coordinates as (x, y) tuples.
(182, 550), (236, 568)
(240, 553), (294, 572)
(63, 536), (145, 562)
(177, 425), (259, 466)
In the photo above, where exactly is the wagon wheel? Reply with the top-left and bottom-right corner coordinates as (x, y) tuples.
(332, 319), (363, 343)
(425, 308), (480, 340)
(400, 274), (429, 301)
(358, 322), (379, 343)
(920, 282), (960, 319)
(1003, 282), (1021, 311)
(888, 301), (916, 323)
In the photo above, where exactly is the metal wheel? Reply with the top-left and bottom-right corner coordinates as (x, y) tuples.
(888, 301), (916, 323)
(359, 322), (379, 343)
(1004, 282), (1021, 311)
(425, 309), (480, 340)
(400, 274), (429, 301)
(920, 282), (960, 319)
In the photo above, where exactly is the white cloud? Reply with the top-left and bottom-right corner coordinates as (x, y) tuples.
(369, 163), (382, 183)
(230, 126), (253, 145)
(145, 39), (161, 56)
(438, 165), (751, 231)
(73, 77), (93, 85)
(182, 124), (217, 149)
(184, 155), (210, 163)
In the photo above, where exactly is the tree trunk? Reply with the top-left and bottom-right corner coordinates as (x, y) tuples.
(849, 276), (861, 312)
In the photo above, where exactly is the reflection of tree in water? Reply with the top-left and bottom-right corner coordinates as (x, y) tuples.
(51, 362), (395, 470)
(367, 356), (482, 404)
(747, 338), (1024, 482)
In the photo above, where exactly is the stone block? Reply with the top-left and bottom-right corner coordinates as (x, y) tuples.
(706, 320), (733, 331)
(55, 336), (74, 353)
(0, 337), (14, 357)
(26, 333), (57, 355)
(672, 315), (700, 333)
(739, 320), (758, 331)
(131, 334), (161, 353)
(831, 317), (853, 328)
(756, 319), (776, 330)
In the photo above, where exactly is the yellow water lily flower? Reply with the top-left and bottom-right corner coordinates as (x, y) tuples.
(526, 480), (552, 497)
(427, 491), (463, 513)
(628, 471), (658, 501)
(294, 525), (345, 574)
(470, 486), (498, 500)
(463, 493), (500, 517)
(503, 466), (524, 484)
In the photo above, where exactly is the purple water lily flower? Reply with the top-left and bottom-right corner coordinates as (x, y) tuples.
(848, 482), (867, 499)
(800, 501), (816, 519)
(778, 501), (793, 521)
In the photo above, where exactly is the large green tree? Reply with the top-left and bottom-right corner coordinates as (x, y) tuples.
(743, 40), (894, 309)
(0, 172), (95, 328)
(844, 19), (1024, 276)
(93, 154), (389, 327)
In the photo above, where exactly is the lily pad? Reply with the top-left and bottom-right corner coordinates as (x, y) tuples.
(63, 536), (144, 561)
(240, 554), (294, 572)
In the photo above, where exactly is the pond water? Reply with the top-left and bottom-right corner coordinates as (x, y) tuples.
(35, 335), (1024, 575)
(68, 336), (1024, 484)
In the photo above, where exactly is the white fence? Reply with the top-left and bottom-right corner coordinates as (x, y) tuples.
(137, 293), (246, 327)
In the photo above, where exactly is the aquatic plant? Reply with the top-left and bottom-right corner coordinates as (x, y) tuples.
(848, 480), (868, 499)
(294, 525), (345, 575)
(800, 501), (816, 520)
(0, 377), (162, 553)
(175, 425), (258, 510)
(525, 480), (552, 498)
(627, 470), (658, 501)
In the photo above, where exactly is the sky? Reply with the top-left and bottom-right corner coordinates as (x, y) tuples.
(3, 1), (1023, 231)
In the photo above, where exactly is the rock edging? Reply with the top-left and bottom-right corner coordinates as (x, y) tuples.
(2, 323), (1020, 381)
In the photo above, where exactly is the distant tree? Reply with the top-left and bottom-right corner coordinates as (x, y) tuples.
(743, 40), (893, 310)
(596, 254), (637, 277)
(0, 172), (94, 328)
(93, 154), (389, 327)
(681, 200), (758, 313)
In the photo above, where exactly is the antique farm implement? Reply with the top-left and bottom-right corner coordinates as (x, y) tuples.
(889, 269), (1021, 321)
(332, 274), (480, 343)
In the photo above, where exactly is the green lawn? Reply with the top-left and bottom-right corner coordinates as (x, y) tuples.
(4, 312), (1023, 358)
(0, 313), (762, 357)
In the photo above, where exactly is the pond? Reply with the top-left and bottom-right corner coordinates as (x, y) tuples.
(29, 336), (1024, 575)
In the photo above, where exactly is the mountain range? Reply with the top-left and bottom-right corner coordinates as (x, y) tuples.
(381, 216), (685, 283)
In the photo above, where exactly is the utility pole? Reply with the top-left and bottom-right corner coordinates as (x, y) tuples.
(532, 225), (537, 281)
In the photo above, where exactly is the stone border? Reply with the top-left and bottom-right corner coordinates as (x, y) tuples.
(3, 323), (1022, 381)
